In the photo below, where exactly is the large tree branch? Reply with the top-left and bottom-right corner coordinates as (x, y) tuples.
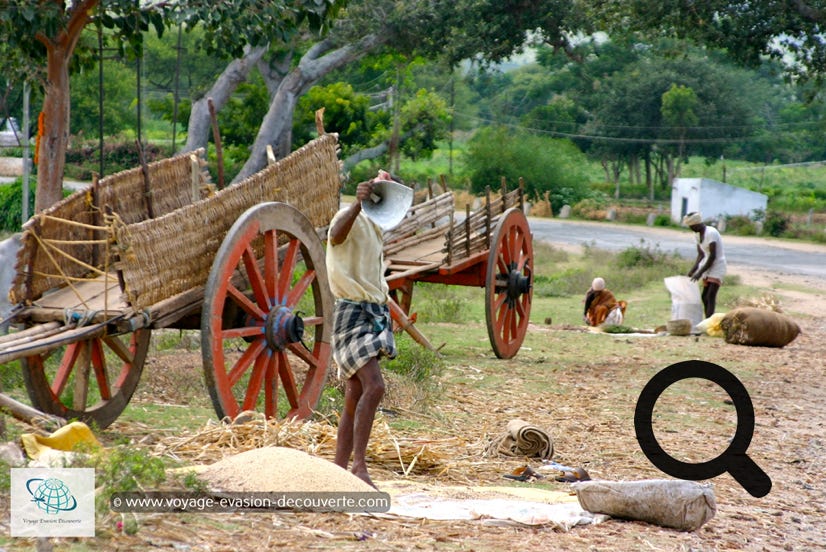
(232, 32), (385, 183)
(183, 44), (268, 153)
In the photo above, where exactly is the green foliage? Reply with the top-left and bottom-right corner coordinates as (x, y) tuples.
(724, 215), (757, 236)
(381, 334), (444, 383)
(654, 214), (673, 227)
(413, 284), (468, 323)
(182, 471), (209, 493)
(294, 82), (375, 154)
(219, 73), (271, 149)
(601, 324), (637, 334)
(400, 89), (451, 161)
(615, 240), (681, 269)
(0, 179), (35, 231)
(70, 58), (138, 138)
(661, 83), (699, 129)
(763, 210), (790, 237)
(92, 446), (166, 513)
(533, 268), (591, 298)
(0, 459), (10, 493)
(0, 359), (25, 391)
(464, 126), (589, 211)
(64, 140), (165, 180)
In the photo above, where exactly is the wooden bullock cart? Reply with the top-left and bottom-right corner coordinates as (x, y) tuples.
(0, 134), (533, 429)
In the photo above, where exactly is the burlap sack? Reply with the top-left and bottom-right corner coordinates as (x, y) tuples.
(573, 479), (716, 531)
(720, 307), (801, 347)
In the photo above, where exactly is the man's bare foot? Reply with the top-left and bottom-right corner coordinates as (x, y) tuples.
(352, 468), (378, 490)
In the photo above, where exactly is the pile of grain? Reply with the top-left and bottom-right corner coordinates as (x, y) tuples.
(199, 446), (375, 493)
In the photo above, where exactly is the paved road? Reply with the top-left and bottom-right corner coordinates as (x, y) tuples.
(528, 217), (826, 283)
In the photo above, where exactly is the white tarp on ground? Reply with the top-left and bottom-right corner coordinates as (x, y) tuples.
(373, 481), (607, 530)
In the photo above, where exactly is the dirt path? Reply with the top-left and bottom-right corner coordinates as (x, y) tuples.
(88, 267), (823, 552)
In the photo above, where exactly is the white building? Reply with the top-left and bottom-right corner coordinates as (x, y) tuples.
(671, 177), (768, 224)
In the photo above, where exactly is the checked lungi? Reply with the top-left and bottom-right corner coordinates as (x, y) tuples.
(332, 299), (397, 380)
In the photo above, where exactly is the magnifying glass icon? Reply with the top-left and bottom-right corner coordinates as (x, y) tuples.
(634, 360), (772, 498)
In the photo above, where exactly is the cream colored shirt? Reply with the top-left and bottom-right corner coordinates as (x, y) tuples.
(326, 210), (388, 304)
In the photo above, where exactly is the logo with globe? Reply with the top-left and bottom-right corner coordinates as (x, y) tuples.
(25, 477), (78, 515)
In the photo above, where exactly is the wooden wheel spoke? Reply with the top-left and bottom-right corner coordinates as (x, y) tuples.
(72, 344), (92, 410)
(277, 351), (300, 409)
(277, 239), (300, 302)
(264, 229), (278, 299)
(496, 250), (509, 274)
(506, 306), (518, 341)
(228, 340), (267, 387)
(242, 245), (270, 310)
(301, 315), (323, 327)
(222, 326), (265, 340)
(90, 339), (112, 401)
(23, 330), (149, 429)
(228, 283), (266, 321)
(285, 269), (315, 308)
(103, 335), (133, 365)
(241, 351), (269, 412)
(493, 290), (507, 313)
(264, 353), (278, 418)
(52, 342), (82, 397)
(287, 341), (319, 367)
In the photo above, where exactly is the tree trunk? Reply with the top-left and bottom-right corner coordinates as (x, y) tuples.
(36, 47), (72, 213)
(258, 49), (293, 98)
(183, 45), (268, 154)
(233, 34), (383, 183)
(35, 2), (95, 213)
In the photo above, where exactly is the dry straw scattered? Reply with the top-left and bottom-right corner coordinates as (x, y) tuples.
(154, 412), (462, 478)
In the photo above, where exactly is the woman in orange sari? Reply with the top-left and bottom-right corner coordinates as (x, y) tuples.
(584, 277), (627, 327)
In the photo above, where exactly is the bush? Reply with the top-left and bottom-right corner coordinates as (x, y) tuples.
(654, 214), (672, 226)
(763, 210), (790, 237)
(464, 126), (590, 213)
(381, 334), (444, 383)
(725, 215), (757, 236)
(0, 178), (35, 231)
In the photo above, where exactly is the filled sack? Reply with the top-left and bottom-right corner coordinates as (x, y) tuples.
(720, 307), (801, 347)
(573, 479), (716, 531)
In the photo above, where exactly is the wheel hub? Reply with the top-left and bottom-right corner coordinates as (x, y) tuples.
(265, 306), (304, 351)
(505, 262), (531, 305)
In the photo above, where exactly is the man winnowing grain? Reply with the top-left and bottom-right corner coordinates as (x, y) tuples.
(326, 170), (399, 489)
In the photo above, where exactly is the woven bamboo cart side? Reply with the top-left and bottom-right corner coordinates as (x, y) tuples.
(8, 148), (210, 306)
(115, 133), (342, 311)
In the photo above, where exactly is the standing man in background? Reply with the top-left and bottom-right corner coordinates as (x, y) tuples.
(683, 211), (727, 318)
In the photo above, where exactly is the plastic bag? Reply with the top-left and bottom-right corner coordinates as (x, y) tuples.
(664, 276), (703, 329)
(696, 313), (726, 337)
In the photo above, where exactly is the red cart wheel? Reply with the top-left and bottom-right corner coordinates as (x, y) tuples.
(201, 202), (333, 421)
(485, 208), (533, 359)
(21, 329), (151, 429)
